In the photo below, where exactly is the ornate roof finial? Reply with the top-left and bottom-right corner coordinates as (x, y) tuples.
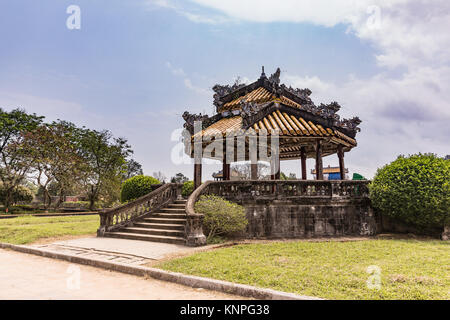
(260, 66), (266, 78)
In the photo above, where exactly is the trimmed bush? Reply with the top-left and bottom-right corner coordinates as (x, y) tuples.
(61, 201), (90, 209)
(0, 184), (33, 205)
(182, 181), (194, 197)
(194, 195), (248, 242)
(120, 175), (160, 203)
(370, 153), (449, 229)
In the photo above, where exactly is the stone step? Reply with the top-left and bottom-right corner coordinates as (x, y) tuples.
(158, 208), (185, 214)
(167, 203), (186, 209)
(121, 227), (184, 237)
(104, 232), (185, 245)
(174, 199), (187, 204)
(142, 217), (186, 225)
(153, 213), (186, 219)
(133, 222), (185, 230)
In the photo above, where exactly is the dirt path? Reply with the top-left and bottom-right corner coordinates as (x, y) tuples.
(0, 249), (244, 300)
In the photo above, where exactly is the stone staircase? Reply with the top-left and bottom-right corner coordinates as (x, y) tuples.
(103, 199), (187, 245)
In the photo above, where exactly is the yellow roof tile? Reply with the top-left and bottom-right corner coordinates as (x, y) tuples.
(192, 112), (355, 146)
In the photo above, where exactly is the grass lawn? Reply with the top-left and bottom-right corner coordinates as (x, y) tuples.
(157, 239), (450, 300)
(0, 215), (99, 244)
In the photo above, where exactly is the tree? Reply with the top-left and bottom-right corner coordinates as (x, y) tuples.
(231, 162), (271, 180)
(0, 183), (33, 205)
(280, 172), (297, 180)
(171, 172), (188, 183)
(120, 175), (160, 203)
(23, 120), (84, 208)
(0, 108), (43, 209)
(78, 129), (132, 210)
(125, 159), (143, 180)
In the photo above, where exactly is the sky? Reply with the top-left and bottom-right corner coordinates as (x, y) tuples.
(0, 0), (449, 181)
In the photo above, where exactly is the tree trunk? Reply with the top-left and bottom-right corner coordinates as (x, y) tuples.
(89, 185), (96, 211)
(43, 188), (51, 209)
(4, 188), (12, 212)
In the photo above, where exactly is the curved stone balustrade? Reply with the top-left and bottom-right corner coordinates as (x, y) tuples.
(190, 180), (369, 202)
(97, 183), (182, 236)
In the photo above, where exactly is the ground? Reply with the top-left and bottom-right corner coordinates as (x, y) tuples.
(156, 238), (450, 300)
(1, 215), (449, 300)
(0, 249), (243, 300)
(0, 215), (98, 244)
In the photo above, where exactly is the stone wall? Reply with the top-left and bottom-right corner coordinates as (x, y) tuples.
(193, 180), (377, 240)
(232, 198), (376, 239)
(245, 200), (375, 238)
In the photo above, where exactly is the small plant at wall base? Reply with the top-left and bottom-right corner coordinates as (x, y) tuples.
(194, 195), (248, 243)
(120, 175), (160, 203)
(370, 153), (450, 230)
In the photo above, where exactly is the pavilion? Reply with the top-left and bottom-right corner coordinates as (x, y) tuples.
(183, 67), (362, 189)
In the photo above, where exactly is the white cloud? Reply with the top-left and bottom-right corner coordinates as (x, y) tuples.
(153, 1), (450, 177)
(145, 0), (230, 24)
(182, 0), (450, 176)
(166, 61), (210, 95)
(166, 61), (186, 77)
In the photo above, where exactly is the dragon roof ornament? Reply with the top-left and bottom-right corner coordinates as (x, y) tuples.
(186, 67), (362, 135)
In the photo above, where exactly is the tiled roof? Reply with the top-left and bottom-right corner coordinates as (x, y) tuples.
(193, 110), (356, 146)
(193, 116), (242, 139)
(222, 87), (302, 110)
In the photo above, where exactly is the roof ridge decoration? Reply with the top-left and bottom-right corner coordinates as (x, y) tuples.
(192, 67), (362, 136)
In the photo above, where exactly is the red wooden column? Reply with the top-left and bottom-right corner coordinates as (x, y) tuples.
(315, 140), (324, 180)
(275, 156), (281, 179)
(251, 162), (258, 180)
(337, 145), (346, 180)
(223, 161), (230, 180)
(194, 163), (202, 189)
(300, 146), (307, 180)
(270, 157), (281, 179)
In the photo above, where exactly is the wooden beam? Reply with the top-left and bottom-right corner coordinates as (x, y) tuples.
(338, 144), (345, 180)
(300, 146), (307, 180)
(275, 156), (280, 179)
(315, 140), (324, 180)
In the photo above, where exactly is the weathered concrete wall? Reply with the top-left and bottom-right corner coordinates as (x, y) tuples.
(197, 180), (376, 240)
(231, 198), (376, 239)
(379, 214), (444, 238)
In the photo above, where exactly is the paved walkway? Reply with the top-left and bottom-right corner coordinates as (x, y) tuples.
(30, 236), (198, 265)
(0, 249), (243, 300)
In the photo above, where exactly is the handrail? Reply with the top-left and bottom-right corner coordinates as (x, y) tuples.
(188, 179), (370, 202)
(186, 180), (214, 216)
(184, 181), (214, 246)
(97, 183), (182, 236)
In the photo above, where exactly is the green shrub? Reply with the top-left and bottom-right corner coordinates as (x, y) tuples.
(61, 201), (90, 209)
(120, 175), (160, 203)
(0, 184), (33, 205)
(370, 153), (449, 229)
(182, 181), (194, 197)
(12, 204), (35, 211)
(194, 195), (248, 242)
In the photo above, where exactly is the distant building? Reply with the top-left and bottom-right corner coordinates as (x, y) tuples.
(311, 165), (349, 180)
(212, 169), (242, 181)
